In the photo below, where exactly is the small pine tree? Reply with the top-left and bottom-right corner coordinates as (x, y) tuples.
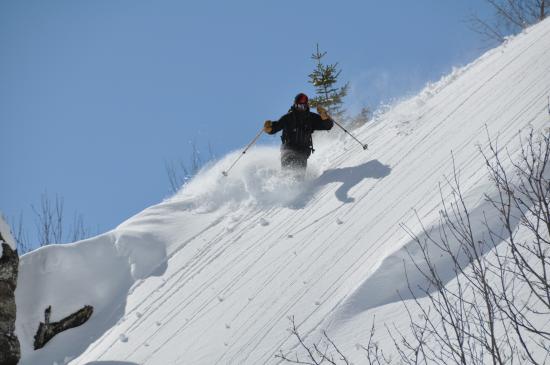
(308, 44), (349, 119)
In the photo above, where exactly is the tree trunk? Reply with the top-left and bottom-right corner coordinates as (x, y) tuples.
(33, 305), (93, 350)
(0, 242), (20, 365)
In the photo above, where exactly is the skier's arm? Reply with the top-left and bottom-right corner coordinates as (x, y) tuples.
(311, 112), (334, 131)
(264, 115), (286, 135)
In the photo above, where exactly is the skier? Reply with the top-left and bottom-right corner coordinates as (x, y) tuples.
(263, 93), (334, 173)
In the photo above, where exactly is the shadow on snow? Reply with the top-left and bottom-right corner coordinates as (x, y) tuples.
(292, 160), (392, 208)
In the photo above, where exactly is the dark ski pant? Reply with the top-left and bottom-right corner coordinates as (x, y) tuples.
(281, 147), (310, 172)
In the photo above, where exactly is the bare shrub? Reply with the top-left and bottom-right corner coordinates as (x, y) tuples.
(165, 140), (214, 194)
(276, 316), (351, 365)
(468, 0), (548, 44)
(11, 192), (92, 253)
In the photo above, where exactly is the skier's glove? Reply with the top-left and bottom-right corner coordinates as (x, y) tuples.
(263, 120), (273, 133)
(316, 106), (330, 120)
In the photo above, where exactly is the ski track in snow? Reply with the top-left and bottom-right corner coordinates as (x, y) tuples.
(14, 18), (550, 365)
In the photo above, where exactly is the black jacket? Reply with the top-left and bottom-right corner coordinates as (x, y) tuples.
(268, 108), (334, 152)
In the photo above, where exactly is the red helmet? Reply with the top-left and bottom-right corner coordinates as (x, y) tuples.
(294, 93), (309, 111)
(294, 93), (309, 105)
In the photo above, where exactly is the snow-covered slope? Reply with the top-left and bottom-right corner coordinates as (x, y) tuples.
(16, 18), (550, 365)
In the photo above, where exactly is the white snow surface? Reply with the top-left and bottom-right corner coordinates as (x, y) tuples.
(0, 212), (16, 254)
(15, 18), (550, 365)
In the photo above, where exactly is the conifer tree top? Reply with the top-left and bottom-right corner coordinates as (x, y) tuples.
(308, 44), (349, 119)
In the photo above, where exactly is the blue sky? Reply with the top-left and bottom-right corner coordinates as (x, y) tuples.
(1, 0), (494, 248)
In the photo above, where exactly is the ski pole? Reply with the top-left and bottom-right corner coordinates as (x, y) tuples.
(222, 128), (264, 176)
(333, 119), (368, 150)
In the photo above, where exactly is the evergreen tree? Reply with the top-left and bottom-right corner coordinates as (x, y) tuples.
(308, 44), (349, 119)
